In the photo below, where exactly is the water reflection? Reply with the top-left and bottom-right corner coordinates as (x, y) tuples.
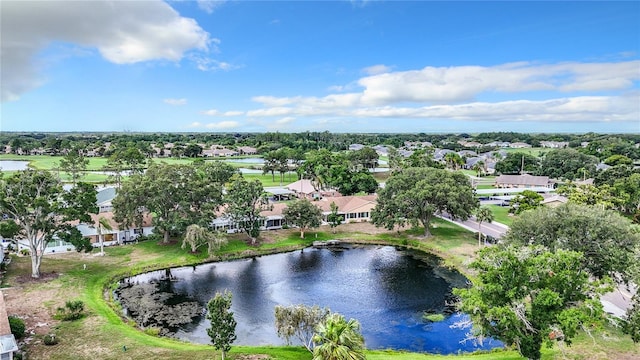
(120, 245), (501, 353)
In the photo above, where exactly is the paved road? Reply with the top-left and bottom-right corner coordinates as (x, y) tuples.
(438, 213), (507, 240)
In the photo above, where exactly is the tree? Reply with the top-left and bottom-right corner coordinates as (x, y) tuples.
(103, 153), (125, 187)
(283, 199), (323, 239)
(58, 147), (89, 184)
(114, 162), (233, 244)
(371, 167), (478, 237)
(495, 152), (540, 175)
(625, 293), (640, 343)
(604, 154), (633, 166)
(225, 177), (271, 243)
(262, 151), (278, 182)
(502, 203), (640, 283)
(538, 148), (598, 180)
(509, 190), (543, 215)
(0, 220), (20, 240)
(275, 304), (330, 352)
(444, 152), (464, 170)
(312, 312), (366, 360)
(0, 170), (97, 278)
(183, 143), (203, 158)
(454, 246), (610, 360)
(348, 146), (379, 170)
(206, 291), (237, 360)
(58, 227), (92, 253)
(327, 202), (343, 234)
(181, 224), (227, 255)
(95, 216), (112, 256)
(475, 206), (494, 247)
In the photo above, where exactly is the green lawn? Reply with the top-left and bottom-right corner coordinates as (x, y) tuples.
(487, 204), (514, 226)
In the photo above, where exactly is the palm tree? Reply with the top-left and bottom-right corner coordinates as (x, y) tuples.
(95, 216), (113, 256)
(475, 207), (494, 247)
(312, 313), (365, 360)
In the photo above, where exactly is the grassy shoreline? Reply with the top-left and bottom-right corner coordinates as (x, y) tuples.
(2, 221), (638, 359)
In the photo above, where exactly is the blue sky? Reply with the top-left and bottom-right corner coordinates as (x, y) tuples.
(1, 1), (639, 133)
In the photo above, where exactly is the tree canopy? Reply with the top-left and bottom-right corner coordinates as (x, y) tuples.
(206, 291), (237, 360)
(538, 148), (599, 180)
(224, 177), (271, 241)
(283, 199), (323, 238)
(502, 203), (640, 283)
(494, 152), (540, 175)
(455, 246), (610, 360)
(113, 162), (236, 243)
(371, 167), (478, 237)
(0, 170), (97, 277)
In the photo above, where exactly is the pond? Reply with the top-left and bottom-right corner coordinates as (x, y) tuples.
(0, 160), (30, 171)
(116, 245), (501, 354)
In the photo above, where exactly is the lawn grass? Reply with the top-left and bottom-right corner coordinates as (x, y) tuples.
(3, 222), (638, 359)
(486, 204), (514, 226)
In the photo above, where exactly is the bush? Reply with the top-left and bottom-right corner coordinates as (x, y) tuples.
(19, 249), (30, 256)
(55, 300), (85, 321)
(9, 316), (25, 339)
(144, 327), (161, 336)
(43, 333), (59, 346)
(13, 352), (23, 360)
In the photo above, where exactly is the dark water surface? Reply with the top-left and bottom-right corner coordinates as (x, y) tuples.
(121, 245), (500, 353)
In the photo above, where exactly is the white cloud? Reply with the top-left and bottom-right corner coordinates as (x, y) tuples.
(190, 55), (241, 72)
(239, 60), (639, 125)
(276, 117), (295, 125)
(362, 64), (392, 75)
(201, 109), (245, 116)
(163, 98), (187, 106)
(188, 122), (203, 128)
(197, 0), (226, 14)
(1, 0), (211, 102)
(205, 121), (240, 129)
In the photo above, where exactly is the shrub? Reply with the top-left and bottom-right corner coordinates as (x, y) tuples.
(43, 333), (59, 346)
(144, 327), (161, 336)
(19, 249), (30, 256)
(9, 316), (25, 339)
(13, 352), (23, 360)
(55, 300), (85, 321)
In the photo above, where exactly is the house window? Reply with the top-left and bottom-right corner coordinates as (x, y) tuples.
(134, 228), (143, 235)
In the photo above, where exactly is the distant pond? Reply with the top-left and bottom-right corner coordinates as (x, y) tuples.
(116, 245), (501, 354)
(0, 160), (30, 171)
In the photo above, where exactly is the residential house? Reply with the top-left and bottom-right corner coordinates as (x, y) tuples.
(457, 150), (478, 158)
(286, 179), (322, 199)
(495, 174), (553, 188)
(97, 187), (116, 213)
(238, 146), (258, 155)
(372, 145), (389, 156)
(202, 147), (239, 157)
(541, 195), (568, 208)
(0, 292), (18, 360)
(211, 194), (378, 233)
(348, 144), (365, 151)
(540, 141), (568, 148)
(485, 141), (511, 148)
(433, 149), (455, 161)
(509, 142), (532, 149)
(77, 211), (155, 246)
(315, 195), (377, 224)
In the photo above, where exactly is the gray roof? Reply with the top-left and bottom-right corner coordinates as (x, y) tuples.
(495, 174), (551, 187)
(97, 187), (117, 205)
